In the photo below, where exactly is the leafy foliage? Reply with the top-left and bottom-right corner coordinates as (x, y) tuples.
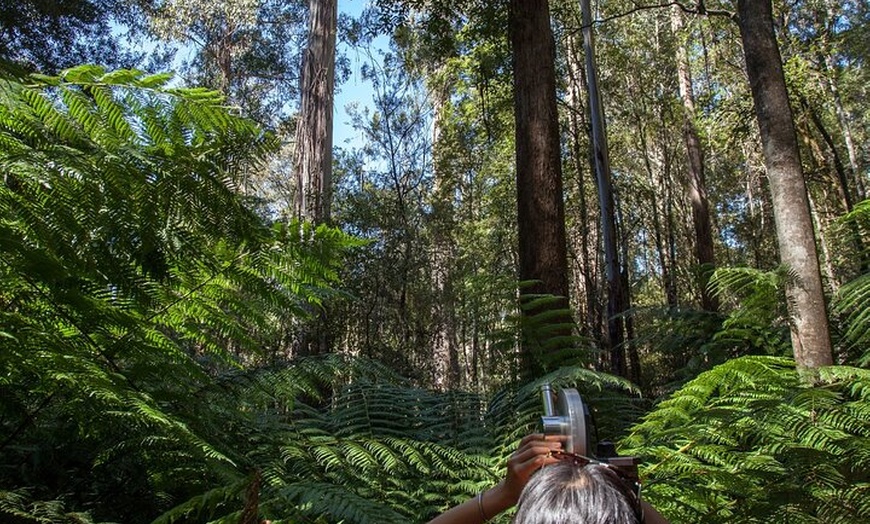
(142, 0), (309, 126)
(0, 65), (354, 523)
(4, 0), (870, 521)
(627, 306), (723, 395)
(0, 62), (636, 524)
(705, 266), (792, 359)
(144, 353), (634, 524)
(0, 0), (142, 73)
(0, 488), (107, 524)
(833, 199), (870, 364)
(624, 356), (870, 523)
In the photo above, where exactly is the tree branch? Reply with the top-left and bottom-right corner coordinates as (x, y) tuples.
(570, 1), (736, 31)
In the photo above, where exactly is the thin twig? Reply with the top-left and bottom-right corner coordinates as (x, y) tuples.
(570, 1), (736, 32)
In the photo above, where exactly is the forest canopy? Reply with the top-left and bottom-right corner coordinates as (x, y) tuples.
(1, 0), (868, 523)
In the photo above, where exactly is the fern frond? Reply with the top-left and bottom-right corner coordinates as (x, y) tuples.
(150, 479), (248, 524)
(0, 68), (356, 523)
(833, 272), (870, 365)
(0, 489), (105, 524)
(623, 356), (870, 523)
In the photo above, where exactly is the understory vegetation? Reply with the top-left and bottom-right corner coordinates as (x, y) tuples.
(1, 64), (868, 523)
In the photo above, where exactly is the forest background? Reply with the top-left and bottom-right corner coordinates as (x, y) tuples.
(1, 0), (868, 523)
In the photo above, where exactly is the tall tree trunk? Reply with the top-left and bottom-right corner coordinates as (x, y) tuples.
(429, 69), (460, 390)
(294, 0), (337, 223)
(819, 1), (866, 202)
(645, 117), (678, 309)
(662, 121), (680, 310)
(580, 0), (627, 376)
(509, 0), (571, 378)
(736, 0), (833, 371)
(293, 0), (337, 357)
(616, 194), (640, 382)
(670, 9), (718, 312)
(565, 31), (599, 341)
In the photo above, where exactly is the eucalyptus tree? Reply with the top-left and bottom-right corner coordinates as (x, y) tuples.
(0, 0), (143, 72)
(510, 0), (572, 379)
(575, 0), (633, 378)
(670, 7), (718, 313)
(773, 0), (869, 287)
(686, 11), (779, 272)
(736, 0), (833, 370)
(142, 0), (307, 126)
(348, 0), (570, 388)
(561, 31), (603, 342)
(556, 1), (704, 382)
(294, 0), (338, 222)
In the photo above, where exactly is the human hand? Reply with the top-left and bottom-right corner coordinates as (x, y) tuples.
(498, 433), (564, 505)
(425, 433), (566, 524)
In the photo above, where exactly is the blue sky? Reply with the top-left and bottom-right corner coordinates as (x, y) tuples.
(334, 0), (384, 149)
(124, 0), (383, 148)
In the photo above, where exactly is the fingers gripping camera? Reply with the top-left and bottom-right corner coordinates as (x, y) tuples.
(540, 384), (640, 483)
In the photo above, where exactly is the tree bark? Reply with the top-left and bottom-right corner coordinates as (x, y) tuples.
(565, 32), (600, 341)
(429, 68), (460, 390)
(580, 0), (627, 376)
(294, 0), (337, 223)
(670, 8), (718, 312)
(509, 0), (571, 378)
(292, 0), (337, 357)
(736, 0), (833, 370)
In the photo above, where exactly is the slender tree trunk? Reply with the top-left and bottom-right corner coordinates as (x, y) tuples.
(294, 0), (337, 223)
(635, 94), (678, 309)
(822, 63), (866, 202)
(736, 0), (833, 370)
(580, 0), (627, 376)
(801, 96), (854, 212)
(800, 96), (867, 274)
(509, 0), (571, 378)
(670, 8), (718, 312)
(819, 1), (866, 201)
(429, 70), (460, 390)
(616, 195), (640, 382)
(565, 31), (599, 340)
(807, 190), (838, 293)
(293, 0), (337, 357)
(651, 133), (679, 309)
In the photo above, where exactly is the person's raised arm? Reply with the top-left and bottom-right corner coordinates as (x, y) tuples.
(425, 434), (563, 524)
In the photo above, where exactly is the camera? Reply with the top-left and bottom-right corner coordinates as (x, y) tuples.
(540, 383), (640, 483)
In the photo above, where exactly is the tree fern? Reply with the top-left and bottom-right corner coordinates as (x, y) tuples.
(7, 62), (865, 524)
(137, 349), (634, 524)
(623, 356), (870, 523)
(1, 65), (354, 523)
(706, 266), (793, 360)
(0, 489), (108, 524)
(832, 199), (870, 364)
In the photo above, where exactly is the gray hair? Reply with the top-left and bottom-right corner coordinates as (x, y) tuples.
(513, 461), (641, 524)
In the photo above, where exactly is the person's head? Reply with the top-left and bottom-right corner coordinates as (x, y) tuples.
(513, 460), (642, 524)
